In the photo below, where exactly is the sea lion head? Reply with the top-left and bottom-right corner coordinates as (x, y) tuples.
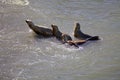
(51, 24), (59, 30)
(74, 22), (81, 37)
(25, 19), (35, 27)
(51, 24), (63, 40)
(51, 24), (60, 36)
(74, 22), (81, 32)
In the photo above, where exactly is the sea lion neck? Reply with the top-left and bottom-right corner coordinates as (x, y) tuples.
(75, 23), (81, 31)
(51, 24), (61, 35)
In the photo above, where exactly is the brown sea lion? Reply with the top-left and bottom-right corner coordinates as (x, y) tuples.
(51, 24), (87, 47)
(74, 22), (100, 40)
(51, 24), (72, 42)
(51, 24), (63, 40)
(25, 19), (53, 37)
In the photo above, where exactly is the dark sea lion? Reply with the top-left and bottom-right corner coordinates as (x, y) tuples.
(74, 23), (100, 40)
(25, 19), (53, 37)
(51, 24), (87, 47)
(51, 24), (62, 40)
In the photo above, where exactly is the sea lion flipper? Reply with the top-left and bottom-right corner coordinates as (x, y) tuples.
(87, 36), (100, 41)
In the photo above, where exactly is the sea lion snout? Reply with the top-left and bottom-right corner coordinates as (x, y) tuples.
(76, 22), (80, 27)
(25, 19), (32, 23)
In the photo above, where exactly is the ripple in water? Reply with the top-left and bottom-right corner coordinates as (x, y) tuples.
(1, 0), (29, 6)
(50, 42), (84, 52)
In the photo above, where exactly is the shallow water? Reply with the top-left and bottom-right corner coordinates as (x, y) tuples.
(0, 0), (120, 80)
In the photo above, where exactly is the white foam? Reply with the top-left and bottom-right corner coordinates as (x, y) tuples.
(78, 46), (84, 50)
(2, 0), (29, 6)
(29, 29), (32, 32)
(50, 42), (83, 52)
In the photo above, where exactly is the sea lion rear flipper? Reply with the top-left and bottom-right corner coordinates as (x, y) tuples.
(88, 36), (100, 41)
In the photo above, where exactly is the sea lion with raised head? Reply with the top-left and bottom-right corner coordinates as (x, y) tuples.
(25, 19), (53, 37)
(74, 22), (100, 40)
(51, 24), (72, 42)
(51, 24), (63, 40)
(51, 24), (87, 47)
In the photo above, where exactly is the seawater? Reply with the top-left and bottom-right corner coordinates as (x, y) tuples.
(0, 0), (120, 80)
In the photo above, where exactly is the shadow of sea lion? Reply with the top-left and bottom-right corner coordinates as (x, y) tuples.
(25, 19), (53, 38)
(74, 23), (100, 41)
(51, 24), (87, 48)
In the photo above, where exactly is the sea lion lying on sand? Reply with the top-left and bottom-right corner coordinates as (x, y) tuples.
(51, 24), (87, 47)
(74, 23), (100, 40)
(25, 19), (53, 37)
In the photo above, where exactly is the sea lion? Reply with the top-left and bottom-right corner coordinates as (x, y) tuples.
(51, 24), (63, 40)
(25, 19), (53, 37)
(74, 23), (100, 40)
(51, 24), (72, 42)
(51, 24), (87, 47)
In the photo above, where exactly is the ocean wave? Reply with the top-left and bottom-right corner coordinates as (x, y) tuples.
(1, 0), (29, 6)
